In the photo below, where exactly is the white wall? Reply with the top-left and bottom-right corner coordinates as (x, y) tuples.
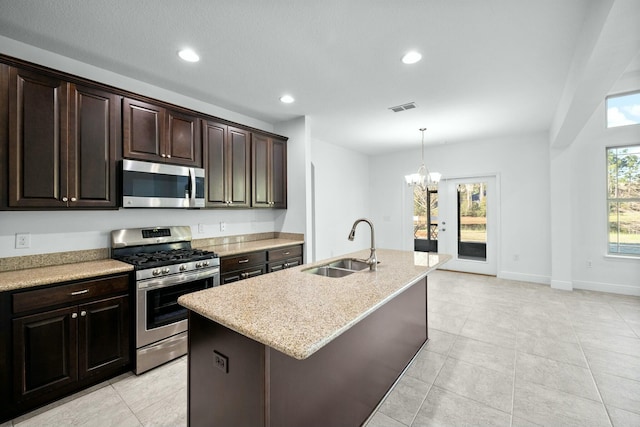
(370, 133), (552, 284)
(274, 116), (312, 260)
(0, 209), (280, 258)
(310, 138), (371, 262)
(568, 71), (640, 295)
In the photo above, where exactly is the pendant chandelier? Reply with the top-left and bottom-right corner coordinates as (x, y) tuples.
(405, 128), (441, 187)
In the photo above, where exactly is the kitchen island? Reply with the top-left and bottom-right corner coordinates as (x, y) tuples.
(178, 249), (450, 427)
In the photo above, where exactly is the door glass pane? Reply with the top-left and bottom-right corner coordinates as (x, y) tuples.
(413, 186), (438, 252)
(458, 183), (487, 260)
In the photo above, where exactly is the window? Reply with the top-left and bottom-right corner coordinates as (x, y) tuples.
(607, 145), (640, 256)
(606, 92), (640, 128)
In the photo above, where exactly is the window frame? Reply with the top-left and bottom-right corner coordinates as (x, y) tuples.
(605, 90), (640, 129)
(606, 144), (640, 257)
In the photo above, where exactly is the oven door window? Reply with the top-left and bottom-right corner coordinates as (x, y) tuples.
(146, 277), (212, 330)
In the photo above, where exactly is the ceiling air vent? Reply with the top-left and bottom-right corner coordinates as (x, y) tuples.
(389, 102), (417, 112)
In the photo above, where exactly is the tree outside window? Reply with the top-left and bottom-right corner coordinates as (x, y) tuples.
(607, 145), (640, 256)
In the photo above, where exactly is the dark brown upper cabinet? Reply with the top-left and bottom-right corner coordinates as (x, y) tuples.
(252, 133), (287, 208)
(123, 97), (201, 167)
(7, 67), (120, 209)
(203, 120), (251, 208)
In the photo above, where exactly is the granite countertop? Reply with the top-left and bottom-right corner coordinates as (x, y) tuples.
(0, 260), (134, 292)
(178, 249), (451, 360)
(199, 237), (304, 257)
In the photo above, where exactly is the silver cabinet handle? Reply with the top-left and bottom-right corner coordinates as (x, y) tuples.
(167, 154), (171, 158)
(238, 259), (249, 264)
(72, 313), (78, 319)
(62, 196), (68, 202)
(161, 154), (166, 158)
(71, 197), (77, 202)
(80, 311), (87, 317)
(71, 289), (89, 296)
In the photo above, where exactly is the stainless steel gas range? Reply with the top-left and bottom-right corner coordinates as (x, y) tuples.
(111, 226), (220, 374)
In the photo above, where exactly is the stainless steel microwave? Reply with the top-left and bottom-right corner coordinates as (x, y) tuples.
(122, 159), (205, 208)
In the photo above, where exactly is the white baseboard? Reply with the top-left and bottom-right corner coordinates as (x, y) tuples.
(573, 280), (640, 296)
(550, 279), (573, 291)
(498, 271), (550, 285)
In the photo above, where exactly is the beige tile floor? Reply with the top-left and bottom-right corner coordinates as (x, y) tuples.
(4, 270), (640, 427)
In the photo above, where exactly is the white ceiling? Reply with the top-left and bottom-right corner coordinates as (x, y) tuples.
(0, 0), (596, 154)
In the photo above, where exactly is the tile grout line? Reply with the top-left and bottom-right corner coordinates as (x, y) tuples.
(568, 300), (614, 427)
(509, 304), (522, 427)
(407, 325), (463, 427)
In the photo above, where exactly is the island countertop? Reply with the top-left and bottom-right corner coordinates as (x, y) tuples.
(178, 249), (450, 360)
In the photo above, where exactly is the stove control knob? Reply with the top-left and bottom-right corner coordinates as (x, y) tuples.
(152, 269), (161, 276)
(179, 265), (187, 271)
(162, 268), (171, 274)
(196, 262), (203, 268)
(203, 261), (210, 267)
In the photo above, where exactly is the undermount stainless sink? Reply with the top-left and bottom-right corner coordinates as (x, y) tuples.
(328, 258), (370, 271)
(304, 257), (379, 278)
(304, 266), (355, 278)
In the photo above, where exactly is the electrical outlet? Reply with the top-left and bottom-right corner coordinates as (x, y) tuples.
(220, 222), (226, 232)
(513, 254), (519, 261)
(214, 351), (228, 373)
(198, 223), (204, 233)
(587, 260), (593, 268)
(15, 233), (30, 249)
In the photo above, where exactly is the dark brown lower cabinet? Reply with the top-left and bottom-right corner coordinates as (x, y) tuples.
(13, 295), (129, 402)
(187, 277), (427, 427)
(220, 244), (304, 284)
(12, 307), (79, 399)
(2, 274), (131, 422)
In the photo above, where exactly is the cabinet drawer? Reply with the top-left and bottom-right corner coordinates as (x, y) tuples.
(13, 274), (129, 315)
(221, 265), (266, 285)
(268, 245), (302, 262)
(221, 252), (266, 272)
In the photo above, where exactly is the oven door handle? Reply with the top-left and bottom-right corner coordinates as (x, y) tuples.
(138, 267), (219, 291)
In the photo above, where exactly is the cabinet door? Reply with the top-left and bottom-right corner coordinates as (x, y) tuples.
(13, 307), (78, 401)
(270, 138), (287, 209)
(67, 84), (120, 208)
(78, 296), (129, 379)
(8, 67), (68, 208)
(227, 126), (250, 207)
(166, 109), (201, 167)
(251, 133), (270, 207)
(122, 97), (164, 162)
(203, 120), (227, 207)
(252, 134), (287, 208)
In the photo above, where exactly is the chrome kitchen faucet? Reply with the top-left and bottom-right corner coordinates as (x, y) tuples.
(348, 218), (378, 271)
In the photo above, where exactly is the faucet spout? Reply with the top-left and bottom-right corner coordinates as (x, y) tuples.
(348, 218), (377, 271)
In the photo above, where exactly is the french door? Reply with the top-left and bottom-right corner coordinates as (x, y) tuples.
(437, 176), (498, 275)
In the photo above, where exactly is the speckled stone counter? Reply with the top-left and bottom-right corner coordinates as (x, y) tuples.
(198, 237), (304, 257)
(0, 260), (133, 292)
(179, 249), (450, 360)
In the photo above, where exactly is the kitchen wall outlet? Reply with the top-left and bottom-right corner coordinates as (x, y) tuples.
(198, 223), (204, 233)
(214, 351), (228, 373)
(15, 233), (31, 249)
(587, 260), (593, 268)
(219, 222), (226, 232)
(513, 254), (519, 261)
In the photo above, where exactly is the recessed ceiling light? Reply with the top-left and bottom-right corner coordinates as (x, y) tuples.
(402, 51), (422, 65)
(178, 48), (200, 62)
(280, 95), (295, 104)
